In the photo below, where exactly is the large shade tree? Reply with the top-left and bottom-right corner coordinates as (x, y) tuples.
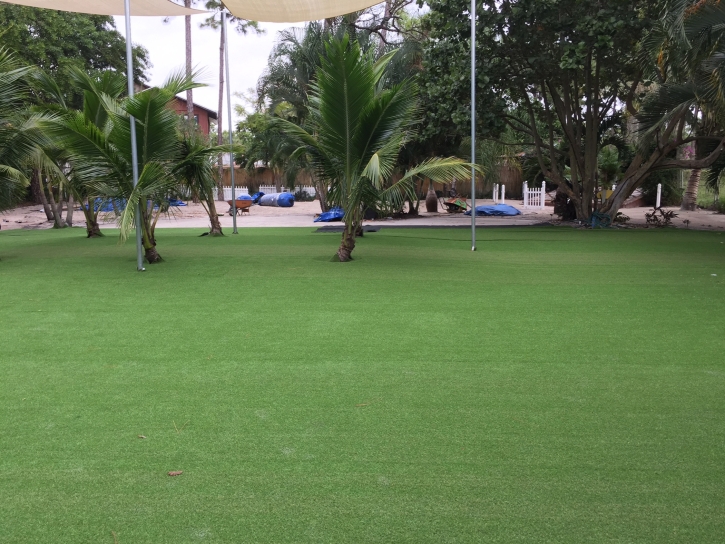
(421, 0), (725, 221)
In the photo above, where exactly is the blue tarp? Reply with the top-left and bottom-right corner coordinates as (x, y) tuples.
(464, 204), (522, 216)
(258, 192), (295, 207)
(236, 194), (253, 200)
(314, 207), (345, 222)
(81, 198), (126, 212)
(251, 191), (265, 204)
(83, 198), (186, 212)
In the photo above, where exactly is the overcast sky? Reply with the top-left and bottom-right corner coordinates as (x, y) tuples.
(113, 14), (302, 123)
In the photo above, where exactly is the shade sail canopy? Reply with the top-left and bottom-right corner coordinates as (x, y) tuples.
(223, 0), (382, 23)
(3, 0), (205, 16)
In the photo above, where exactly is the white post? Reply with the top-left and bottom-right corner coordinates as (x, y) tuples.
(523, 181), (528, 207)
(470, 0), (476, 251)
(223, 11), (238, 234)
(124, 0), (144, 271)
(501, 184), (505, 205)
(541, 182), (546, 210)
(656, 183), (662, 208)
(493, 183), (498, 203)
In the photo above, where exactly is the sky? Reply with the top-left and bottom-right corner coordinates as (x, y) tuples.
(113, 14), (303, 123)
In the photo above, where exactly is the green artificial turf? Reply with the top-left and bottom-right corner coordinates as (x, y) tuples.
(1, 226), (724, 543)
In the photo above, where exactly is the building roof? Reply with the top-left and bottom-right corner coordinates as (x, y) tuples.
(173, 96), (218, 120)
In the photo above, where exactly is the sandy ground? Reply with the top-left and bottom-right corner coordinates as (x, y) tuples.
(3, 199), (725, 232)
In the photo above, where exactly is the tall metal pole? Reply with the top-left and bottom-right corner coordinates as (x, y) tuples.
(223, 10), (238, 234)
(124, 0), (145, 270)
(470, 0), (476, 251)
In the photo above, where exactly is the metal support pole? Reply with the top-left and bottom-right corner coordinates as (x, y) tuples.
(223, 10), (238, 234)
(124, 0), (145, 271)
(470, 0), (476, 251)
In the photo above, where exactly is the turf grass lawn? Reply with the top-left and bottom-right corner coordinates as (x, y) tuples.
(1, 226), (724, 543)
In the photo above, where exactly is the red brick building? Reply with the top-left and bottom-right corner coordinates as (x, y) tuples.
(170, 97), (218, 136)
(135, 84), (218, 135)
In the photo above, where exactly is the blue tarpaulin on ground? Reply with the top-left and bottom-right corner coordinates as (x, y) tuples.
(251, 191), (264, 204)
(84, 198), (186, 212)
(314, 207), (345, 222)
(258, 192), (295, 207)
(236, 194), (253, 200)
(464, 204), (522, 216)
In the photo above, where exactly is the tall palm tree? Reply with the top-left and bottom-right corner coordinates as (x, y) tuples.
(279, 36), (474, 261)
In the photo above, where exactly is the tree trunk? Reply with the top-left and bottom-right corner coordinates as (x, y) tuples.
(141, 218), (162, 263)
(316, 179), (329, 212)
(80, 199), (103, 237)
(66, 194), (74, 227)
(207, 198), (223, 235)
(34, 170), (53, 220)
(425, 180), (438, 212)
(377, 0), (392, 57)
(145, 245), (162, 263)
(86, 218), (102, 237)
(217, 21), (225, 201)
(337, 224), (356, 262)
(681, 169), (701, 211)
(44, 177), (66, 228)
(184, 2), (194, 121)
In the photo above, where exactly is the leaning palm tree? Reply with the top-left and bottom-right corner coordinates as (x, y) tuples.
(280, 36), (475, 261)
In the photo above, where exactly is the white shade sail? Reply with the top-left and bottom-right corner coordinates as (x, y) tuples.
(223, 0), (382, 23)
(3, 0), (205, 16)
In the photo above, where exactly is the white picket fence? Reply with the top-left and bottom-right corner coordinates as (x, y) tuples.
(492, 183), (506, 204)
(523, 181), (546, 209)
(218, 185), (317, 200)
(219, 186), (250, 200)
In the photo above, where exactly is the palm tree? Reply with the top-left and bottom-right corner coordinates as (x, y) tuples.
(279, 36), (474, 261)
(0, 47), (36, 212)
(31, 66), (130, 236)
(47, 71), (204, 262)
(174, 127), (230, 235)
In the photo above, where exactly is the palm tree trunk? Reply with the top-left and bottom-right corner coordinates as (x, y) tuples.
(337, 223), (356, 262)
(44, 177), (66, 228)
(315, 178), (329, 212)
(681, 169), (701, 211)
(66, 194), (74, 227)
(34, 169), (53, 220)
(185, 1), (194, 121)
(217, 20), (225, 201)
(141, 212), (162, 263)
(81, 202), (103, 238)
(207, 197), (223, 235)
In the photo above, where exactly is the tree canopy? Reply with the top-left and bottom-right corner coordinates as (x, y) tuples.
(0, 5), (149, 108)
